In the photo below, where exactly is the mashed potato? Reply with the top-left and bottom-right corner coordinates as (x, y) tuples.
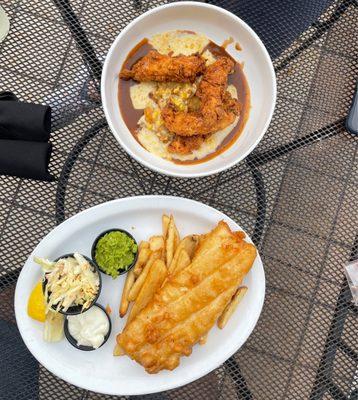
(149, 30), (209, 56)
(202, 49), (216, 66)
(138, 116), (239, 161)
(130, 82), (157, 109)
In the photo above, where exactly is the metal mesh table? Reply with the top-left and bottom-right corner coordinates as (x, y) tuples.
(0, 0), (357, 399)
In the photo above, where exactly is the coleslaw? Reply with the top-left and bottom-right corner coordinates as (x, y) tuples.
(34, 253), (100, 313)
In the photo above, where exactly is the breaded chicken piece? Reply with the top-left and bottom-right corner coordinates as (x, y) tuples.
(117, 221), (256, 374)
(162, 57), (240, 136)
(120, 50), (206, 83)
(167, 135), (205, 155)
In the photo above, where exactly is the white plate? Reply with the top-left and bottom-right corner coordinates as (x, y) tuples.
(101, 1), (276, 178)
(0, 6), (10, 43)
(15, 196), (265, 396)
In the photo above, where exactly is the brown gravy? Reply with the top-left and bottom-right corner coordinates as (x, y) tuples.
(235, 42), (242, 51)
(118, 39), (153, 134)
(221, 36), (234, 49)
(117, 38), (250, 165)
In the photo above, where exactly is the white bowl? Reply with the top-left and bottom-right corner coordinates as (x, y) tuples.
(101, 1), (276, 178)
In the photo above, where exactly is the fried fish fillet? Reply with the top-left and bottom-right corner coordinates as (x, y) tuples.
(120, 50), (206, 83)
(117, 221), (256, 373)
(161, 57), (240, 136)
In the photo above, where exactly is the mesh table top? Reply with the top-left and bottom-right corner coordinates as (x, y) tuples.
(0, 0), (357, 399)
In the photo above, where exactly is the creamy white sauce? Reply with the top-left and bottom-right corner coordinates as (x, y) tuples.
(67, 305), (109, 349)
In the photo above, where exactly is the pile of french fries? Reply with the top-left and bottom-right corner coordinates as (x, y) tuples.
(114, 214), (248, 356)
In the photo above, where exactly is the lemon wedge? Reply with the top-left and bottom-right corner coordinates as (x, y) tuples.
(27, 281), (46, 322)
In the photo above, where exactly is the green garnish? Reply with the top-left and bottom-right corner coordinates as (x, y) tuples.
(95, 231), (137, 278)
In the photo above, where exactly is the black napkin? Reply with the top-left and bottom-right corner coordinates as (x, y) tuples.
(0, 92), (51, 142)
(0, 91), (53, 181)
(0, 91), (18, 101)
(0, 139), (53, 181)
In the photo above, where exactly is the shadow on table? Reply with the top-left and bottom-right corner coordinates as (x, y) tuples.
(0, 320), (39, 400)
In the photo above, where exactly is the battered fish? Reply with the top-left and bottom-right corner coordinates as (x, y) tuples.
(162, 57), (240, 136)
(120, 50), (206, 83)
(117, 221), (256, 373)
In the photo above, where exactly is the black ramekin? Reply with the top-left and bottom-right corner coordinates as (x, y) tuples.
(42, 253), (102, 316)
(91, 229), (138, 277)
(64, 303), (112, 351)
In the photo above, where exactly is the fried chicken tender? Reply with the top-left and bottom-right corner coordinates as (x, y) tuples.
(120, 50), (206, 83)
(117, 221), (256, 373)
(167, 135), (205, 154)
(162, 57), (240, 136)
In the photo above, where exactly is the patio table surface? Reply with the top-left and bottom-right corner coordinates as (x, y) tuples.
(0, 0), (357, 399)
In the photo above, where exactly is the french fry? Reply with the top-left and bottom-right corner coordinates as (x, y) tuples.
(119, 270), (135, 317)
(198, 234), (207, 246)
(163, 214), (170, 266)
(127, 259), (167, 323)
(217, 286), (248, 329)
(139, 241), (149, 250)
(149, 235), (164, 252)
(133, 247), (151, 277)
(199, 334), (208, 345)
(165, 215), (176, 268)
(174, 224), (180, 250)
(162, 214), (170, 239)
(128, 251), (161, 301)
(168, 235), (199, 273)
(113, 343), (125, 356)
(189, 235), (200, 257)
(171, 249), (191, 275)
(163, 248), (192, 286)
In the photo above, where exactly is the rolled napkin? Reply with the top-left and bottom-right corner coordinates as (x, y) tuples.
(0, 91), (53, 181)
(0, 139), (54, 181)
(0, 93), (51, 142)
(0, 91), (17, 101)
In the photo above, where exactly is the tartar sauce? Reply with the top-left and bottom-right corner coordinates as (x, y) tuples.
(67, 305), (109, 349)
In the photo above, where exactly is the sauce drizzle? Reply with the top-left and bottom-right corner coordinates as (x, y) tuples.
(221, 36), (234, 49)
(235, 42), (242, 51)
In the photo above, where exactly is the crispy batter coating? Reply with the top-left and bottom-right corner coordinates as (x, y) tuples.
(162, 57), (240, 136)
(117, 221), (256, 373)
(167, 135), (205, 155)
(120, 50), (206, 83)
